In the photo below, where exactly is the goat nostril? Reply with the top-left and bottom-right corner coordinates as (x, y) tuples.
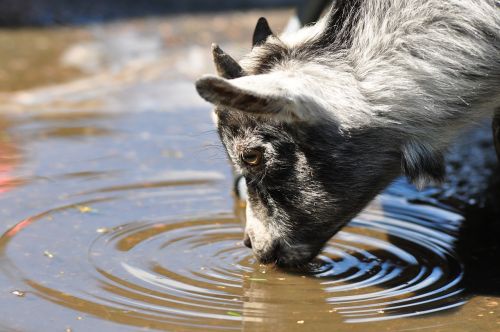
(243, 233), (252, 249)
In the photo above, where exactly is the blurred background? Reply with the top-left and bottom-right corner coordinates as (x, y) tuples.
(0, 0), (302, 26)
(0, 0), (300, 99)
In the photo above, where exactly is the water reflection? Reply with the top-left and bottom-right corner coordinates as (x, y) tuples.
(0, 116), (21, 195)
(0, 193), (468, 329)
(239, 195), (466, 324)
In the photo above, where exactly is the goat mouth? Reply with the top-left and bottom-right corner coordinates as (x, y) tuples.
(252, 240), (326, 269)
(254, 252), (313, 268)
(272, 258), (326, 274)
(273, 250), (322, 270)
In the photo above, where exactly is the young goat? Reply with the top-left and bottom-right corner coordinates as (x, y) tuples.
(196, 0), (500, 267)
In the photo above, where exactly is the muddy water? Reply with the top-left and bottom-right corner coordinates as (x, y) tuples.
(0, 108), (498, 332)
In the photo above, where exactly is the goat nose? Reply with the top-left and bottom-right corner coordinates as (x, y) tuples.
(256, 242), (280, 265)
(243, 233), (252, 249)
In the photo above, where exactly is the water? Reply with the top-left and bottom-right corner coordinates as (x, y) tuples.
(0, 10), (498, 331)
(0, 108), (498, 331)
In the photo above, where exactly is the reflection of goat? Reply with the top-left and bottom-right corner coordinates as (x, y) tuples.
(196, 0), (500, 267)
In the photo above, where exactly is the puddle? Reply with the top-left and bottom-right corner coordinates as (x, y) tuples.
(0, 7), (498, 331)
(0, 107), (498, 332)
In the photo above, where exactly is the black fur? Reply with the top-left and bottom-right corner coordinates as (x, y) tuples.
(401, 143), (446, 185)
(217, 111), (402, 266)
(311, 0), (363, 51)
(493, 111), (500, 161)
(248, 42), (290, 75)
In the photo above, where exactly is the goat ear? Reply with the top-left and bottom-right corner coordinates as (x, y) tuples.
(401, 141), (446, 189)
(195, 74), (296, 117)
(253, 17), (274, 47)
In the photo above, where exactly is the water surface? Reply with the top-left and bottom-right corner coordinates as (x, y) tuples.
(0, 108), (498, 331)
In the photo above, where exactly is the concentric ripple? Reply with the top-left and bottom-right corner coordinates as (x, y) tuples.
(0, 193), (466, 330)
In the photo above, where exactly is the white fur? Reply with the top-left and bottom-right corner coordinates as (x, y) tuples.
(236, 0), (500, 148)
(245, 201), (274, 254)
(280, 11), (331, 47)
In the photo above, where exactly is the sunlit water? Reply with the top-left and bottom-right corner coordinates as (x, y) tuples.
(0, 109), (497, 331)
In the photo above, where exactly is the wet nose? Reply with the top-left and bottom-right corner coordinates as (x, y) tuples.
(243, 233), (252, 249)
(255, 243), (317, 267)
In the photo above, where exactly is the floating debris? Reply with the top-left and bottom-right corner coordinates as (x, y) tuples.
(43, 250), (54, 258)
(297, 320), (305, 324)
(11, 290), (25, 297)
(227, 311), (241, 317)
(248, 278), (267, 282)
(76, 205), (98, 213)
(96, 227), (110, 234)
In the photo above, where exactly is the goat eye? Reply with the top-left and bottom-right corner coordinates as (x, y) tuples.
(241, 149), (263, 167)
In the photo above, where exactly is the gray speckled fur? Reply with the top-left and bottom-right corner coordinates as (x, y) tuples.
(196, 0), (500, 266)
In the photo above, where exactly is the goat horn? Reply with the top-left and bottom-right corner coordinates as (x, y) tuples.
(211, 43), (244, 79)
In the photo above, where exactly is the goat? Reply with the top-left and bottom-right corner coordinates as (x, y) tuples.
(196, 0), (500, 267)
